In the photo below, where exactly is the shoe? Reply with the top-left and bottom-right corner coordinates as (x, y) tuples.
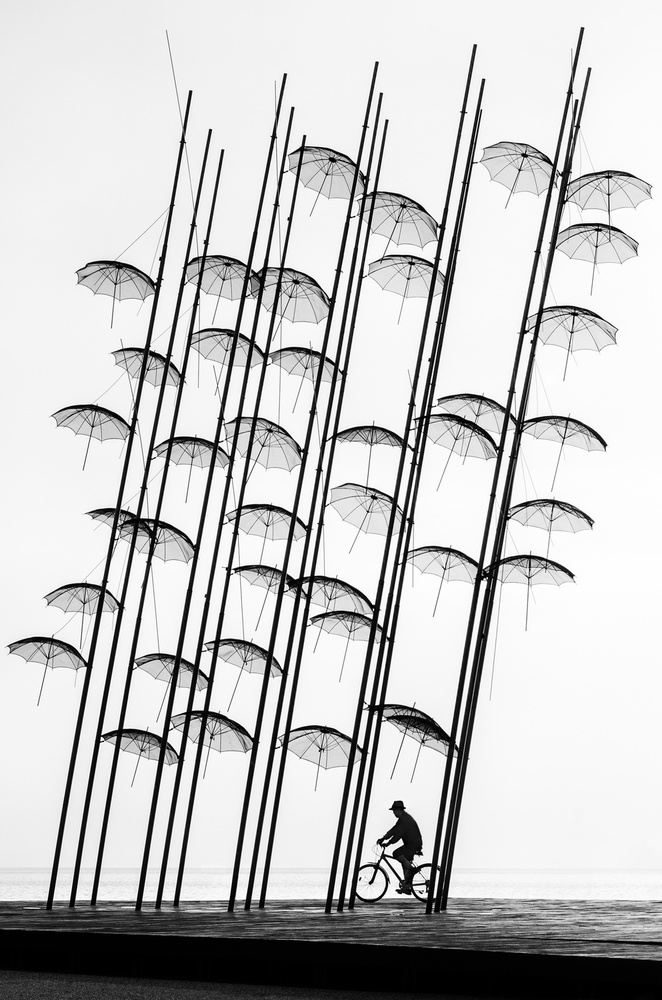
(396, 881), (413, 895)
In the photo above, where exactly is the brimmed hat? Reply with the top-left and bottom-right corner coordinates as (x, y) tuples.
(389, 800), (406, 811)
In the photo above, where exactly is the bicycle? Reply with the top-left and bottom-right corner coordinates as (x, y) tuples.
(354, 844), (440, 903)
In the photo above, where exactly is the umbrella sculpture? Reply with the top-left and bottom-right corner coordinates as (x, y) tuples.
(86, 507), (135, 530)
(527, 305), (618, 380)
(52, 404), (130, 470)
(565, 170), (652, 224)
(362, 191), (438, 249)
(278, 725), (360, 791)
(225, 504), (307, 563)
(333, 424), (404, 487)
(423, 413), (497, 487)
(191, 328), (265, 368)
(134, 653), (209, 721)
(378, 704), (458, 780)
(522, 415), (607, 491)
(112, 348), (182, 388)
(101, 728), (178, 786)
(434, 393), (514, 438)
(44, 582), (120, 650)
(556, 223), (639, 293)
(269, 347), (338, 412)
(76, 260), (155, 326)
(508, 499), (593, 559)
(8, 636), (86, 704)
(488, 554), (575, 629)
(204, 637), (283, 709)
(223, 417), (302, 474)
(368, 255), (445, 323)
(153, 436), (230, 502)
(252, 267), (331, 324)
(298, 575), (373, 616)
(185, 255), (254, 300)
(406, 545), (479, 615)
(232, 563), (297, 630)
(310, 610), (383, 680)
(171, 710), (253, 777)
(118, 516), (195, 563)
(328, 482), (402, 554)
(480, 141), (556, 205)
(288, 145), (366, 213)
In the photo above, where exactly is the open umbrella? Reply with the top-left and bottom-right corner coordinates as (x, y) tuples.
(278, 725), (360, 790)
(44, 582), (120, 649)
(288, 145), (365, 213)
(488, 554), (574, 629)
(223, 417), (302, 474)
(333, 425), (404, 487)
(112, 348), (182, 388)
(406, 545), (479, 614)
(328, 482), (402, 553)
(252, 267), (331, 324)
(8, 636), (86, 704)
(134, 653), (208, 720)
(76, 260), (155, 326)
(480, 141), (556, 205)
(556, 223), (638, 293)
(101, 728), (178, 786)
(185, 255), (254, 300)
(424, 413), (497, 486)
(191, 328), (265, 369)
(565, 170), (652, 223)
(119, 516), (195, 563)
(171, 710), (252, 777)
(52, 404), (130, 470)
(203, 638), (283, 709)
(508, 499), (593, 558)
(362, 191), (438, 249)
(522, 415), (606, 490)
(368, 255), (445, 323)
(297, 575), (373, 616)
(232, 563), (297, 629)
(226, 504), (307, 562)
(434, 394), (514, 438)
(379, 704), (458, 780)
(153, 436), (230, 501)
(527, 305), (618, 380)
(269, 347), (338, 411)
(310, 610), (382, 680)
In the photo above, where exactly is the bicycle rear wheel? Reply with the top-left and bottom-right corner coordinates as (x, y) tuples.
(410, 864), (439, 902)
(355, 863), (388, 902)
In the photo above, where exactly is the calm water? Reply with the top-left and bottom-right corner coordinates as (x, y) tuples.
(3, 867), (662, 901)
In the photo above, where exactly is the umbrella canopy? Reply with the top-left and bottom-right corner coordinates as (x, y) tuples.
(223, 417), (302, 473)
(232, 564), (297, 594)
(112, 348), (182, 388)
(522, 415), (607, 451)
(252, 267), (330, 324)
(328, 482), (402, 543)
(44, 583), (120, 615)
(368, 255), (445, 299)
(380, 704), (458, 780)
(171, 711), (253, 753)
(490, 554), (574, 587)
(191, 328), (265, 368)
(8, 636), (86, 672)
(119, 516), (195, 563)
(481, 141), (556, 201)
(297, 575), (373, 616)
(203, 638), (282, 677)
(101, 729), (178, 785)
(153, 437), (230, 495)
(310, 610), (382, 642)
(425, 414), (497, 459)
(185, 255), (254, 299)
(76, 260), (155, 325)
(334, 424), (404, 450)
(288, 145), (365, 203)
(279, 725), (360, 789)
(134, 653), (208, 691)
(434, 394), (514, 438)
(362, 191), (438, 248)
(86, 507), (135, 530)
(406, 545), (478, 583)
(52, 404), (130, 469)
(508, 499), (594, 534)
(565, 170), (652, 214)
(270, 347), (337, 383)
(226, 504), (307, 543)
(528, 305), (618, 352)
(556, 223), (638, 293)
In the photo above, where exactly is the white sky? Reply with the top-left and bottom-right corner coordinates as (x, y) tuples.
(1, 0), (661, 900)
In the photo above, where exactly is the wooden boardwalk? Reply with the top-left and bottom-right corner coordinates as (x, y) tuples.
(2, 898), (662, 996)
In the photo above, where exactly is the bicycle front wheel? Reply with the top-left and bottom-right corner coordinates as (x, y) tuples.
(355, 863), (388, 902)
(411, 864), (440, 902)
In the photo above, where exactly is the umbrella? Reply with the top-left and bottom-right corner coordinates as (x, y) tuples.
(362, 191), (438, 249)
(252, 267), (331, 324)
(52, 404), (130, 470)
(112, 348), (182, 388)
(203, 637), (283, 678)
(334, 424), (404, 486)
(269, 347), (338, 411)
(153, 436), (230, 501)
(119, 516), (195, 563)
(379, 704), (458, 780)
(191, 328), (265, 368)
(232, 563), (297, 629)
(480, 141), (556, 205)
(278, 725), (360, 790)
(424, 414), (497, 487)
(288, 145), (365, 213)
(134, 652), (209, 720)
(310, 610), (382, 680)
(76, 260), (155, 326)
(226, 504), (307, 563)
(434, 394), (514, 437)
(406, 545), (479, 615)
(171, 710), (253, 777)
(223, 417), (302, 474)
(522, 415), (606, 490)
(327, 482), (402, 553)
(8, 636), (86, 704)
(44, 582), (120, 649)
(527, 305), (618, 380)
(488, 554), (574, 629)
(86, 507), (135, 530)
(368, 255), (445, 323)
(101, 728), (178, 786)
(556, 223), (638, 293)
(185, 255), (254, 300)
(297, 575), (373, 616)
(565, 170), (652, 222)
(508, 499), (593, 558)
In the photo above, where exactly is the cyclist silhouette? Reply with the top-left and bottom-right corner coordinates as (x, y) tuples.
(377, 799), (422, 895)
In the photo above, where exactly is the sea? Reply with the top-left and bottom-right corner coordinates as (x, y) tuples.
(3, 867), (662, 902)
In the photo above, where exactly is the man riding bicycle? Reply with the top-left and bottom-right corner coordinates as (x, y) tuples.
(377, 799), (422, 895)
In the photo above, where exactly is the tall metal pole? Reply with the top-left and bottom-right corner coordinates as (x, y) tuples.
(46, 93), (192, 909)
